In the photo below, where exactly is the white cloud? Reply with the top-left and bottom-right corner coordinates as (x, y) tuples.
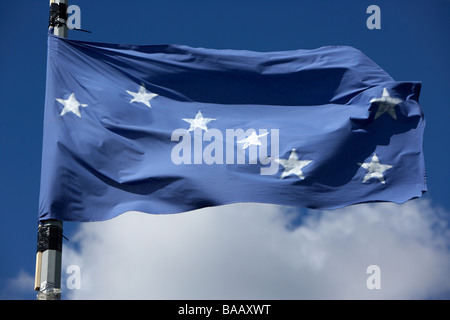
(1, 270), (35, 300)
(62, 199), (450, 299)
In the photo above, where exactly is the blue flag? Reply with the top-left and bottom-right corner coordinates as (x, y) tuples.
(39, 33), (426, 222)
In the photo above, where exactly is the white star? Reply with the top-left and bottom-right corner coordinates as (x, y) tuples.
(183, 111), (215, 132)
(56, 92), (88, 118)
(358, 153), (393, 184)
(274, 148), (312, 180)
(126, 83), (158, 108)
(237, 131), (269, 149)
(370, 88), (403, 120)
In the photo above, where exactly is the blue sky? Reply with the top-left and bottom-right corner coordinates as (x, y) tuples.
(0, 0), (449, 300)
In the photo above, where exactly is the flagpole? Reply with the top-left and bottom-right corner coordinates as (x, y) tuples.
(35, 220), (63, 299)
(34, 0), (68, 300)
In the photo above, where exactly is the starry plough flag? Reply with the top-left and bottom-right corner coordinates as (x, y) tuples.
(39, 32), (426, 222)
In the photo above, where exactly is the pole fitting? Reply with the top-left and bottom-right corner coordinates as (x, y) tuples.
(37, 221), (63, 253)
(49, 2), (68, 29)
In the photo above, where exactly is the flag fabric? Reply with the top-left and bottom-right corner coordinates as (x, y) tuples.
(39, 33), (426, 222)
